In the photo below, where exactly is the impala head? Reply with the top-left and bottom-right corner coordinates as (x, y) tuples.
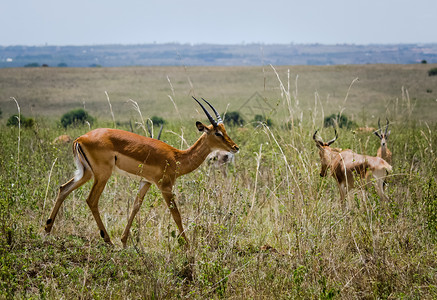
(193, 97), (239, 153)
(313, 128), (338, 177)
(374, 118), (390, 148)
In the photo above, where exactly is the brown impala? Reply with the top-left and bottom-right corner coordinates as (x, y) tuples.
(374, 118), (392, 165)
(45, 98), (239, 247)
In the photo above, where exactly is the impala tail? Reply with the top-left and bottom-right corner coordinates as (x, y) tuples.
(73, 142), (92, 182)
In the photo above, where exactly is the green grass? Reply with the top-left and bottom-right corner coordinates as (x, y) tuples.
(0, 65), (436, 299)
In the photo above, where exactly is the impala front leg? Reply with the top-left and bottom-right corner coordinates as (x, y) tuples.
(161, 186), (189, 247)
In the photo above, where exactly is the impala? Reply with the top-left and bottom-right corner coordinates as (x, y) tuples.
(45, 98), (239, 247)
(206, 150), (235, 176)
(313, 129), (392, 202)
(374, 118), (392, 165)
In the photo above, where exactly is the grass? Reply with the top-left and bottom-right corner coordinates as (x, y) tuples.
(0, 65), (436, 298)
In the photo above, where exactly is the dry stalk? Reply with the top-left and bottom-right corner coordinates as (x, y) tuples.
(105, 91), (116, 128)
(10, 97), (21, 180)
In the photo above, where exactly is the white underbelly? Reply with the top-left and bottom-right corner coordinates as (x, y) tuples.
(114, 165), (150, 182)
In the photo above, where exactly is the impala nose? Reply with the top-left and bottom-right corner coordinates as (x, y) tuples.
(233, 145), (239, 153)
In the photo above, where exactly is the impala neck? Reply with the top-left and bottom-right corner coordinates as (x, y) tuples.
(176, 133), (212, 176)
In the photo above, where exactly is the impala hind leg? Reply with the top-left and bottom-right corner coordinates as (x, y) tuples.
(45, 170), (92, 234)
(161, 185), (189, 247)
(85, 175), (113, 244)
(121, 181), (152, 248)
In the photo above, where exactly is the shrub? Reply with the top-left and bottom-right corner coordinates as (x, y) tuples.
(224, 111), (245, 126)
(253, 114), (273, 127)
(60, 108), (94, 128)
(150, 116), (166, 126)
(428, 68), (437, 77)
(24, 62), (40, 68)
(6, 114), (34, 128)
(323, 113), (356, 129)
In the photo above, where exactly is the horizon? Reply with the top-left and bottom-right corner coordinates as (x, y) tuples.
(2, 41), (437, 48)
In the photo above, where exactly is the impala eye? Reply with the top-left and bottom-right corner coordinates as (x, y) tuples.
(215, 132), (223, 137)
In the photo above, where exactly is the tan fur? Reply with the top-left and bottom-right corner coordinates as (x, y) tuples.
(357, 127), (376, 133)
(374, 118), (392, 165)
(314, 130), (392, 203)
(52, 134), (72, 144)
(45, 100), (239, 248)
(207, 150), (235, 176)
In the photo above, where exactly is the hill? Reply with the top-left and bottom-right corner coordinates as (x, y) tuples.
(1, 43), (437, 68)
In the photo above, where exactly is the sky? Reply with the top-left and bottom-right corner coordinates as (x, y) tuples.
(1, 0), (436, 46)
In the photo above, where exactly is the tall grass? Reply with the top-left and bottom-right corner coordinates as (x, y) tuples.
(0, 67), (436, 299)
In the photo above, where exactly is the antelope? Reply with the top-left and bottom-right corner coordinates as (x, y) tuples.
(45, 98), (239, 248)
(206, 150), (235, 176)
(313, 129), (392, 202)
(374, 118), (392, 165)
(52, 134), (72, 144)
(356, 126), (376, 133)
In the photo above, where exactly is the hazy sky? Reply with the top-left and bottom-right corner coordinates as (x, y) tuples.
(1, 0), (436, 46)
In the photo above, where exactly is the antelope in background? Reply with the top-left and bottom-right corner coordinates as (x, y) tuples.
(45, 98), (239, 248)
(313, 129), (392, 202)
(374, 118), (392, 165)
(207, 150), (235, 176)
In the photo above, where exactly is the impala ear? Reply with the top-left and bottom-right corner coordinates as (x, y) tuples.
(196, 121), (210, 133)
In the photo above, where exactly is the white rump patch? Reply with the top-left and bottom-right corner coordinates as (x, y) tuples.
(74, 154), (85, 182)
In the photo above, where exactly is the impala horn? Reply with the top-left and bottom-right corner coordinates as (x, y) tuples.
(374, 118), (382, 139)
(201, 98), (223, 124)
(385, 118), (389, 136)
(193, 97), (218, 127)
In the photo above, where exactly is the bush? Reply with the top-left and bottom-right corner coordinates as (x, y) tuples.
(224, 111), (245, 127)
(24, 62), (40, 68)
(60, 109), (94, 128)
(428, 68), (437, 77)
(150, 116), (166, 126)
(323, 113), (356, 129)
(6, 114), (34, 128)
(253, 114), (273, 127)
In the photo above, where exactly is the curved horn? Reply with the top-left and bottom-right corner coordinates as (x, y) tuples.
(385, 118), (389, 136)
(313, 129), (322, 142)
(374, 118), (382, 138)
(326, 128), (338, 146)
(201, 98), (223, 124)
(193, 97), (217, 127)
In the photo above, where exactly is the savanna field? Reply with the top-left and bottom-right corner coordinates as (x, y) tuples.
(0, 64), (436, 299)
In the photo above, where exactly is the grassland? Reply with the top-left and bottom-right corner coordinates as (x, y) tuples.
(0, 64), (436, 299)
